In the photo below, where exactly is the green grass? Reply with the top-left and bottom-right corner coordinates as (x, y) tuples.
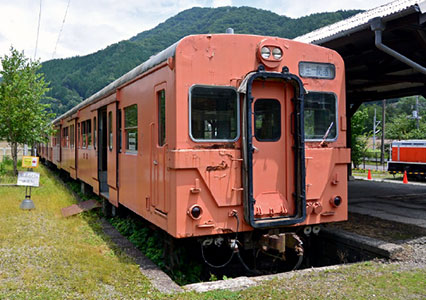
(0, 164), (155, 299)
(164, 263), (425, 300)
(352, 168), (404, 181)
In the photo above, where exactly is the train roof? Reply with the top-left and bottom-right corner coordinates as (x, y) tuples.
(52, 39), (180, 124)
(392, 140), (426, 147)
(51, 33), (325, 125)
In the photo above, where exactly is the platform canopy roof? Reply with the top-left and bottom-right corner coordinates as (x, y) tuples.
(295, 0), (426, 112)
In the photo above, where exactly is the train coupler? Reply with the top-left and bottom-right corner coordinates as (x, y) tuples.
(259, 232), (304, 258)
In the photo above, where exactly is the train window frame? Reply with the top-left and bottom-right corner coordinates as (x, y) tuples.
(189, 85), (240, 143)
(124, 104), (138, 153)
(86, 119), (92, 149)
(70, 124), (75, 149)
(117, 109), (122, 153)
(254, 99), (282, 142)
(93, 117), (97, 150)
(158, 90), (166, 147)
(82, 121), (87, 149)
(62, 127), (68, 148)
(77, 123), (80, 148)
(108, 111), (113, 151)
(304, 91), (338, 142)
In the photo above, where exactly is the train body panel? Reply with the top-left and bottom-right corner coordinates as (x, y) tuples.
(41, 33), (349, 240)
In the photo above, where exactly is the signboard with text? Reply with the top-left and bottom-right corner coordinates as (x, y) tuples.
(17, 171), (40, 187)
(22, 156), (39, 168)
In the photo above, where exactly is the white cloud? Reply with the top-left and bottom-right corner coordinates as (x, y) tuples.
(0, 0), (395, 62)
(212, 0), (233, 7)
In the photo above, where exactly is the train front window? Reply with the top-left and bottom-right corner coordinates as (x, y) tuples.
(304, 92), (337, 141)
(254, 99), (281, 141)
(190, 85), (239, 142)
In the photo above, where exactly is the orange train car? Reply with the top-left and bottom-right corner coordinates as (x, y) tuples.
(40, 32), (350, 264)
(388, 140), (426, 178)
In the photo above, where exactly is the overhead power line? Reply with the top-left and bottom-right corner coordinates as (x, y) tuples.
(52, 0), (71, 59)
(34, 0), (42, 60)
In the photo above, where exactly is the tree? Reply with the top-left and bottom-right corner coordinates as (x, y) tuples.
(0, 47), (54, 175)
(351, 107), (369, 168)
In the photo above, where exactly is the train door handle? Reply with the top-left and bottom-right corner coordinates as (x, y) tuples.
(153, 160), (158, 165)
(252, 145), (259, 153)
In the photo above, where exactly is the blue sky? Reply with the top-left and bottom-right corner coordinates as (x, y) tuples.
(0, 0), (392, 62)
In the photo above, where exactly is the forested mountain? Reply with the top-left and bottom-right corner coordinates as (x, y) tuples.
(40, 6), (361, 116)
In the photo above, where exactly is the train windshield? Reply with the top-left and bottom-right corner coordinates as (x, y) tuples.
(304, 92), (337, 141)
(190, 85), (239, 142)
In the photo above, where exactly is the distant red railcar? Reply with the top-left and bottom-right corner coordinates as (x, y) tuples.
(388, 140), (426, 178)
(40, 33), (350, 265)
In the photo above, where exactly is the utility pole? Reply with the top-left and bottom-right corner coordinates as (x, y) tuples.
(380, 100), (386, 164)
(416, 95), (420, 129)
(373, 108), (381, 151)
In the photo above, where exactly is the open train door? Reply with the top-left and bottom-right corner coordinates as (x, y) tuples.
(240, 69), (306, 228)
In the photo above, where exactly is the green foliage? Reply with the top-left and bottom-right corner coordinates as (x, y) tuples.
(357, 96), (426, 141)
(0, 47), (55, 144)
(0, 47), (55, 174)
(40, 7), (361, 116)
(351, 107), (369, 168)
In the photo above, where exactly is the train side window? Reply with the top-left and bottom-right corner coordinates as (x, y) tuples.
(254, 99), (281, 141)
(70, 124), (75, 149)
(86, 119), (92, 148)
(82, 121), (87, 148)
(93, 117), (96, 149)
(62, 127), (68, 148)
(77, 123), (80, 148)
(117, 109), (122, 152)
(190, 85), (239, 141)
(108, 112), (113, 151)
(304, 92), (337, 141)
(124, 104), (138, 152)
(158, 90), (166, 146)
(65, 127), (69, 147)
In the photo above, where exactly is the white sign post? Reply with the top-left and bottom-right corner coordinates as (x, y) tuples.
(17, 171), (40, 210)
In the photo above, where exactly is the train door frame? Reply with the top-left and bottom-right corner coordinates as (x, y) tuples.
(107, 103), (119, 206)
(98, 107), (109, 198)
(151, 83), (168, 214)
(241, 69), (306, 228)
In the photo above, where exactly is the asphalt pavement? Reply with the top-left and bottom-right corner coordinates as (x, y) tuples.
(348, 178), (426, 228)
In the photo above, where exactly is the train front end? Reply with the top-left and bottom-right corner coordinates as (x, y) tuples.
(169, 34), (349, 261)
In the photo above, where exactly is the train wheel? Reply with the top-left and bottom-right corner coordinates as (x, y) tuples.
(102, 199), (117, 218)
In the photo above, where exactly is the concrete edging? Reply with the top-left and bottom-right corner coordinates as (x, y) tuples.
(321, 227), (404, 259)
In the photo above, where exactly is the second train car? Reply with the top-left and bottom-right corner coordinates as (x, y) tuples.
(40, 32), (350, 266)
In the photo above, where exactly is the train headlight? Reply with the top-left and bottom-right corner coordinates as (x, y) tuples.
(272, 47), (282, 59)
(261, 46), (271, 59)
(188, 204), (203, 220)
(330, 195), (342, 207)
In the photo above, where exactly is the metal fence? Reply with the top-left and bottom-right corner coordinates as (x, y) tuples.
(0, 144), (28, 161)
